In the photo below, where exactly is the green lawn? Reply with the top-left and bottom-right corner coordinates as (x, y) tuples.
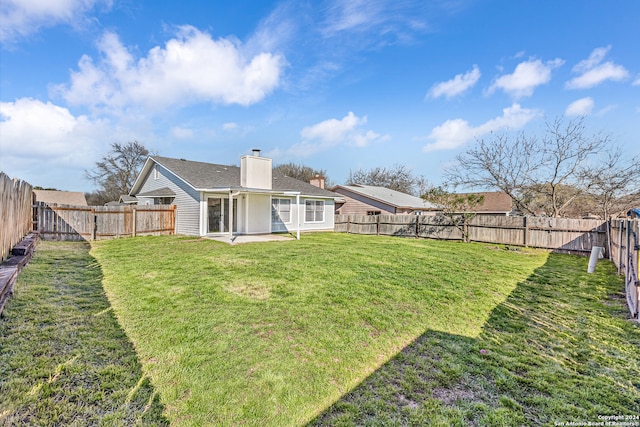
(0, 241), (168, 426)
(87, 233), (640, 426)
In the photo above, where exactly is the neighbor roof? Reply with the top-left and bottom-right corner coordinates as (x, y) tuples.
(133, 156), (337, 198)
(33, 190), (87, 206)
(137, 187), (176, 197)
(332, 184), (438, 210)
(456, 191), (512, 213)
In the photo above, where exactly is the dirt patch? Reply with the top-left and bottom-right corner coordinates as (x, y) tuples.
(225, 280), (270, 300)
(432, 386), (479, 406)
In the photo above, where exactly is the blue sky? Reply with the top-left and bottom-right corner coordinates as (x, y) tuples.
(1, 0), (639, 193)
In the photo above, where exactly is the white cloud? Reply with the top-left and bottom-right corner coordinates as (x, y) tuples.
(320, 0), (434, 45)
(0, 98), (106, 161)
(171, 127), (194, 139)
(595, 104), (618, 117)
(565, 46), (629, 89)
(0, 0), (112, 43)
(300, 111), (364, 142)
(428, 65), (480, 99)
(322, 0), (385, 35)
(0, 98), (110, 189)
(54, 26), (286, 112)
(283, 112), (389, 157)
(565, 97), (594, 116)
(634, 75), (640, 86)
(223, 122), (239, 130)
(487, 58), (564, 98)
(423, 103), (540, 152)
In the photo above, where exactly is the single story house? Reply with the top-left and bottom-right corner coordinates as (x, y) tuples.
(33, 189), (88, 206)
(129, 151), (338, 238)
(331, 184), (440, 215)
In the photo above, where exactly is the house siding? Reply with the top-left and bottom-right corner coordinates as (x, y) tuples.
(334, 189), (395, 215)
(137, 164), (201, 235)
(299, 198), (335, 231)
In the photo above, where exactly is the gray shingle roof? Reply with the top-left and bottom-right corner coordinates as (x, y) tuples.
(151, 156), (337, 198)
(332, 184), (438, 209)
(137, 187), (176, 197)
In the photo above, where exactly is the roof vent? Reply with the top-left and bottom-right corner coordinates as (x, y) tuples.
(252, 149), (261, 157)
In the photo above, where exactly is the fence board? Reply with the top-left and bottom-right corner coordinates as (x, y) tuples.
(336, 214), (608, 254)
(35, 204), (176, 241)
(0, 173), (33, 260)
(610, 219), (639, 319)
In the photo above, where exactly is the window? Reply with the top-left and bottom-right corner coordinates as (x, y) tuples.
(153, 167), (159, 180)
(305, 200), (324, 222)
(155, 197), (174, 205)
(272, 198), (291, 223)
(367, 210), (381, 216)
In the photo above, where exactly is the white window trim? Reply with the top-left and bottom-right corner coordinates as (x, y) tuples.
(272, 197), (293, 224)
(153, 167), (159, 180)
(304, 199), (325, 223)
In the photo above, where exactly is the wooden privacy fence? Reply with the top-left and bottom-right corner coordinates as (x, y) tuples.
(34, 203), (177, 241)
(335, 214), (608, 255)
(0, 173), (33, 261)
(610, 219), (640, 319)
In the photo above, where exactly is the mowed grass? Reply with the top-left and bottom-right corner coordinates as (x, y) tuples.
(89, 232), (638, 425)
(0, 241), (168, 426)
(311, 247), (640, 426)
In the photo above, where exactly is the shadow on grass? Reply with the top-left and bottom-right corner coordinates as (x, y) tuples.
(0, 241), (169, 426)
(309, 252), (640, 426)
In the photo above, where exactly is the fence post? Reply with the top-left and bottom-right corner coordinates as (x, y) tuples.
(377, 215), (381, 236)
(627, 219), (632, 286)
(173, 205), (177, 235)
(618, 220), (624, 275)
(347, 215), (351, 234)
(523, 216), (529, 247)
(91, 208), (97, 241)
(132, 207), (137, 237)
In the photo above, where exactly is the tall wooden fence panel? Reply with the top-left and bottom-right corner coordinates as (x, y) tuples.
(35, 203), (176, 241)
(610, 219), (639, 319)
(0, 173), (33, 261)
(335, 214), (608, 255)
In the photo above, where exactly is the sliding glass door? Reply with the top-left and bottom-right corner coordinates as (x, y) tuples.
(207, 197), (237, 233)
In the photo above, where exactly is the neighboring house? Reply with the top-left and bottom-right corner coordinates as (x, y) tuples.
(455, 191), (513, 215)
(119, 195), (139, 205)
(331, 184), (439, 215)
(33, 190), (88, 206)
(129, 151), (338, 238)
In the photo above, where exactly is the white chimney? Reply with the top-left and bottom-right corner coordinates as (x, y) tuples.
(241, 150), (272, 189)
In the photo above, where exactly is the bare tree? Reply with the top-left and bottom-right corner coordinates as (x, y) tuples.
(273, 162), (331, 186)
(85, 141), (151, 204)
(581, 148), (640, 219)
(347, 164), (421, 195)
(446, 117), (609, 217)
(422, 186), (484, 242)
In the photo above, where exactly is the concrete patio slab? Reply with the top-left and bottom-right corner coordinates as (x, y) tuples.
(205, 234), (296, 245)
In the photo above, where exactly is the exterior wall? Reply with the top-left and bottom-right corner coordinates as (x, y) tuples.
(245, 193), (271, 234)
(333, 190), (395, 215)
(271, 196), (294, 233)
(299, 198), (335, 231)
(137, 164), (201, 235)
